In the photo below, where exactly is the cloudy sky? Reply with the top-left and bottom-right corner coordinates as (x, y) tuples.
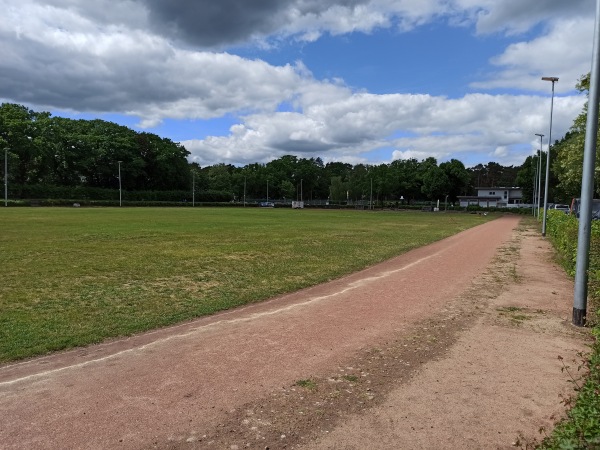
(1, 0), (596, 167)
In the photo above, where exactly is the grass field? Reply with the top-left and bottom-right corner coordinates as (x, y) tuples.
(0, 207), (494, 362)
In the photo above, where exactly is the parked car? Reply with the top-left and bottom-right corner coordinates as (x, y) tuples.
(553, 204), (570, 213)
(570, 198), (600, 219)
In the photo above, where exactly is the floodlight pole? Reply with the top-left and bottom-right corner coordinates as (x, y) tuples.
(541, 77), (558, 236)
(573, 0), (600, 327)
(535, 133), (544, 217)
(118, 161), (122, 207)
(244, 176), (246, 207)
(531, 162), (539, 217)
(192, 170), (195, 207)
(4, 148), (7, 207)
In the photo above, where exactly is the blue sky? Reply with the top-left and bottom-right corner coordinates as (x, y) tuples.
(0, 0), (596, 168)
(241, 24), (512, 97)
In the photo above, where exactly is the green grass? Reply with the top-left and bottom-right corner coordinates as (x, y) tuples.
(295, 379), (318, 390)
(0, 207), (493, 362)
(538, 212), (600, 449)
(342, 374), (359, 382)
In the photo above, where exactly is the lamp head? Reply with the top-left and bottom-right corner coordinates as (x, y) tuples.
(541, 77), (559, 82)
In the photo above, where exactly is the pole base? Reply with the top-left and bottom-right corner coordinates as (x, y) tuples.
(572, 308), (587, 327)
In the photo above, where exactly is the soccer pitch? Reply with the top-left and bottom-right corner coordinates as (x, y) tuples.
(0, 207), (493, 362)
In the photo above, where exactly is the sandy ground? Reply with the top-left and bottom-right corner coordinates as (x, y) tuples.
(0, 215), (591, 449)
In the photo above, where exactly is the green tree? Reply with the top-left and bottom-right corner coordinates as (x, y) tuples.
(440, 159), (470, 202)
(553, 74), (598, 201)
(516, 151), (547, 203)
(0, 103), (51, 192)
(422, 166), (450, 201)
(280, 180), (295, 200)
(329, 176), (348, 203)
(207, 164), (233, 192)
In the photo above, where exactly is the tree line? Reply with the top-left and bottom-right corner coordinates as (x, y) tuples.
(1, 102), (523, 204)
(195, 157), (519, 204)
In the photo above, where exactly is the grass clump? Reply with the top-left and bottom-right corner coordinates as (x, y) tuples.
(342, 375), (359, 383)
(295, 379), (318, 390)
(537, 333), (600, 449)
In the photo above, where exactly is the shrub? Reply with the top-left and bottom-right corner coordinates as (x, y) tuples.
(540, 211), (600, 448)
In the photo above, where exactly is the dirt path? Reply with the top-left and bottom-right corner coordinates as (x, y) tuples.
(0, 216), (590, 449)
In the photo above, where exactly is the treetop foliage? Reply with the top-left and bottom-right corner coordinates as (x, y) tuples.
(1, 103), (521, 202)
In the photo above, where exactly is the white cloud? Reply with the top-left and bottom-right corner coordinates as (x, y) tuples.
(0, 0), (595, 169)
(0, 4), (315, 125)
(471, 17), (595, 93)
(183, 91), (586, 167)
(466, 0), (594, 35)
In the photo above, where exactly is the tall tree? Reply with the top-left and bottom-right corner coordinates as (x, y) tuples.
(421, 164), (450, 201)
(0, 103), (51, 191)
(329, 176), (348, 203)
(440, 159), (470, 201)
(515, 152), (547, 203)
(553, 74), (599, 201)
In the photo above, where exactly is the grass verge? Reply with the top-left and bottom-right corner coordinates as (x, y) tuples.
(0, 207), (492, 362)
(540, 211), (600, 448)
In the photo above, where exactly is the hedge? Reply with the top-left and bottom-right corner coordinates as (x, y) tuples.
(540, 210), (600, 449)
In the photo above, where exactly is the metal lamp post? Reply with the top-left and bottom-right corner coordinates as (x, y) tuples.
(118, 161), (123, 207)
(535, 133), (544, 218)
(573, 0), (600, 326)
(4, 148), (7, 207)
(541, 77), (559, 236)
(192, 170), (195, 207)
(531, 161), (540, 217)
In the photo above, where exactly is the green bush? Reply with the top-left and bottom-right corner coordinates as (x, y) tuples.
(545, 211), (579, 276)
(541, 211), (600, 449)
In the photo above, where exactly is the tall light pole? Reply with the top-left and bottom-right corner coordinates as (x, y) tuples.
(573, 0), (600, 327)
(118, 161), (122, 207)
(531, 161), (540, 217)
(4, 148), (7, 207)
(192, 170), (195, 207)
(300, 179), (303, 203)
(243, 176), (246, 207)
(541, 77), (558, 236)
(535, 133), (544, 218)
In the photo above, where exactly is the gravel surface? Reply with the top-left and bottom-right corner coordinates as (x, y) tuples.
(0, 215), (590, 449)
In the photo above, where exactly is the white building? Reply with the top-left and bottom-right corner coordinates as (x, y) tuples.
(457, 187), (523, 208)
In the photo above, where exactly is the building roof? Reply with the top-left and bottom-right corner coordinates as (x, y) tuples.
(475, 186), (521, 190)
(457, 195), (503, 200)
